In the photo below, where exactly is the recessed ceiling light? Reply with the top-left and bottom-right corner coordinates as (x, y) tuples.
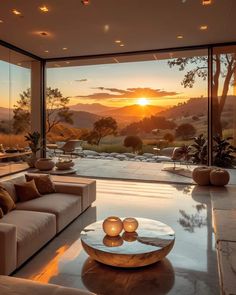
(39, 31), (49, 36)
(81, 0), (90, 5)
(39, 5), (49, 12)
(44, 50), (49, 53)
(115, 40), (121, 44)
(200, 25), (208, 30)
(104, 24), (109, 32)
(66, 61), (70, 64)
(0, 20), (3, 23)
(202, 0), (212, 5)
(177, 35), (183, 39)
(62, 47), (68, 50)
(12, 9), (22, 16)
(120, 44), (125, 47)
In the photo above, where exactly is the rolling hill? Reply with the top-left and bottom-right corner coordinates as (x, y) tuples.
(0, 107), (13, 121)
(99, 104), (166, 124)
(69, 110), (101, 128)
(69, 103), (117, 114)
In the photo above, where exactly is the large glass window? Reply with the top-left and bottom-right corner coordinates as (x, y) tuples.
(46, 49), (208, 167)
(212, 46), (236, 168)
(0, 46), (33, 176)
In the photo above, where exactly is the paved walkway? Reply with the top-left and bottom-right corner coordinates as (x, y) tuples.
(73, 158), (236, 185)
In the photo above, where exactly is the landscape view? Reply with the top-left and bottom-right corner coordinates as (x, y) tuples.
(0, 48), (236, 170)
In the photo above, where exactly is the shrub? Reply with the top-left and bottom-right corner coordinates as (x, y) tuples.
(124, 135), (143, 153)
(175, 123), (196, 140)
(163, 133), (174, 143)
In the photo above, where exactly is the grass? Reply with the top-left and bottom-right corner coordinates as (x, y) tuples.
(0, 134), (27, 148)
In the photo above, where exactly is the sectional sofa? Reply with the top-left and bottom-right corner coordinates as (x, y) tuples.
(0, 174), (96, 276)
(0, 275), (93, 295)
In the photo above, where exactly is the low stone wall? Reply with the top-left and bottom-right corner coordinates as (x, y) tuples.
(80, 150), (172, 163)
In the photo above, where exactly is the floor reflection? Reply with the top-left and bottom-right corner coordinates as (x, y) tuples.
(82, 258), (175, 295)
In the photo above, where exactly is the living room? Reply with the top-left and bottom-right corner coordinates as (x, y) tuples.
(0, 1), (236, 294)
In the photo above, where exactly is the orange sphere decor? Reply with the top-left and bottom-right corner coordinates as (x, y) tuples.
(103, 235), (123, 247)
(210, 168), (230, 186)
(192, 166), (212, 186)
(102, 216), (123, 237)
(123, 217), (139, 233)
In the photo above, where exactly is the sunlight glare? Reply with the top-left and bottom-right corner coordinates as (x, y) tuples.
(138, 97), (149, 106)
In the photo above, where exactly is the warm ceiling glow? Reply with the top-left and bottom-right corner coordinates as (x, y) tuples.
(177, 35), (183, 39)
(0, 20), (3, 23)
(200, 25), (208, 30)
(66, 61), (70, 64)
(202, 0), (212, 5)
(115, 40), (121, 44)
(12, 9), (22, 15)
(138, 98), (149, 106)
(120, 44), (125, 47)
(44, 50), (49, 53)
(39, 5), (49, 12)
(62, 47), (68, 50)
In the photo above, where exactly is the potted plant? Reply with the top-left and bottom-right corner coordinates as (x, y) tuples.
(25, 131), (41, 167)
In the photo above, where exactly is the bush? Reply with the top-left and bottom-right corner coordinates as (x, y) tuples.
(163, 133), (174, 143)
(175, 123), (196, 140)
(124, 135), (143, 153)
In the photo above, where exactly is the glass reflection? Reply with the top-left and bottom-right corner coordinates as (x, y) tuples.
(82, 258), (175, 295)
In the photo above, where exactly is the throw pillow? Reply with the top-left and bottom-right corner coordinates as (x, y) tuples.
(15, 180), (41, 202)
(0, 207), (4, 218)
(0, 187), (16, 214)
(25, 174), (55, 194)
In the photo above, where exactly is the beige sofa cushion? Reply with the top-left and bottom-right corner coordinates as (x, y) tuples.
(0, 275), (93, 295)
(16, 193), (82, 232)
(0, 210), (56, 267)
(0, 176), (26, 203)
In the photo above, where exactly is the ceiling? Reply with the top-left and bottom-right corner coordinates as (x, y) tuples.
(0, 0), (235, 59)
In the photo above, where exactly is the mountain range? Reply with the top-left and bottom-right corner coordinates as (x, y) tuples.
(69, 103), (116, 114)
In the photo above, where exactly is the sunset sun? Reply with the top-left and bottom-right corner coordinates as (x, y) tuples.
(138, 97), (149, 106)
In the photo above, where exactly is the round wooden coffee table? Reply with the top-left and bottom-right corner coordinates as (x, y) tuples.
(81, 218), (175, 268)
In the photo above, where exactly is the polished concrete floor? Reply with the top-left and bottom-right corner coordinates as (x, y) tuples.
(72, 158), (236, 185)
(14, 179), (219, 295)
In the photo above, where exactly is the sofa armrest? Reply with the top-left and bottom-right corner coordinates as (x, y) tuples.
(54, 182), (96, 211)
(0, 223), (17, 275)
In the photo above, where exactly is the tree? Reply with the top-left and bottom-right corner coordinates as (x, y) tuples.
(84, 117), (118, 145)
(124, 135), (143, 153)
(168, 53), (236, 137)
(13, 87), (73, 134)
(46, 87), (73, 133)
(175, 123), (196, 140)
(13, 89), (31, 134)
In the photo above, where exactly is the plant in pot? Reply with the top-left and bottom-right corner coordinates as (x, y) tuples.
(24, 131), (41, 167)
(213, 135), (236, 168)
(190, 134), (208, 165)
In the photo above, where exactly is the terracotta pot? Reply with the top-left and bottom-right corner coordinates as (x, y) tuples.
(102, 216), (123, 237)
(210, 168), (230, 186)
(55, 160), (74, 170)
(192, 166), (212, 186)
(35, 158), (55, 171)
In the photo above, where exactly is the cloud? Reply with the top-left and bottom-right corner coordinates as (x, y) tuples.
(75, 87), (179, 100)
(75, 79), (88, 82)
